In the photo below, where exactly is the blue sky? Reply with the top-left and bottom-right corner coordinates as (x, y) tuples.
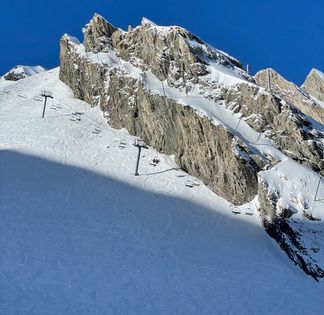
(0, 0), (323, 84)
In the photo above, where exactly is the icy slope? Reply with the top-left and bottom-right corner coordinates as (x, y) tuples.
(0, 69), (324, 314)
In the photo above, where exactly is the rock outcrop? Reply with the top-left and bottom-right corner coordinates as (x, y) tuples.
(59, 14), (324, 280)
(109, 18), (251, 87)
(222, 82), (324, 175)
(83, 14), (117, 53)
(60, 32), (264, 205)
(60, 35), (109, 106)
(301, 68), (324, 103)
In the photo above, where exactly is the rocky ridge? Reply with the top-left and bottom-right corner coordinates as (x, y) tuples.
(59, 14), (324, 280)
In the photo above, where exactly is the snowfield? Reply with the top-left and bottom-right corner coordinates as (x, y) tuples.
(0, 68), (324, 314)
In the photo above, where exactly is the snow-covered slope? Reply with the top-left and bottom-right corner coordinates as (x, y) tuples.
(1, 65), (46, 81)
(1, 68), (324, 313)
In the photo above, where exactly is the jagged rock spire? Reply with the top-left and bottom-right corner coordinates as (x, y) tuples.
(83, 13), (117, 53)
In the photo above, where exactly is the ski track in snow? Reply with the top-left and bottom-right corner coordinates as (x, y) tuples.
(0, 68), (324, 314)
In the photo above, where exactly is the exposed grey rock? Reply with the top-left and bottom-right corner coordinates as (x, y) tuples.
(222, 83), (324, 175)
(60, 34), (109, 107)
(302, 69), (324, 102)
(83, 14), (117, 53)
(107, 71), (264, 204)
(109, 17), (252, 89)
(254, 68), (324, 125)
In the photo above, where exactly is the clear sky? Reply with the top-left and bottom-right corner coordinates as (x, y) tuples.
(0, 0), (323, 85)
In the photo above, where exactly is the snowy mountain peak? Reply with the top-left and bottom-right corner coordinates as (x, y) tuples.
(1, 65), (46, 81)
(302, 67), (324, 103)
(82, 13), (117, 53)
(83, 13), (250, 85)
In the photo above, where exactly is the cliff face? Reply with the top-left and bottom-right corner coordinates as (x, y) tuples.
(59, 14), (324, 280)
(107, 73), (265, 204)
(60, 35), (108, 106)
(59, 31), (263, 205)
(83, 14), (117, 53)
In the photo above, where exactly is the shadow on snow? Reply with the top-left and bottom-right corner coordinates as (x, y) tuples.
(0, 150), (322, 314)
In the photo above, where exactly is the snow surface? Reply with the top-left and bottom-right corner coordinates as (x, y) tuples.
(1, 68), (324, 314)
(203, 61), (247, 86)
(185, 39), (247, 86)
(260, 159), (324, 221)
(0, 80), (15, 88)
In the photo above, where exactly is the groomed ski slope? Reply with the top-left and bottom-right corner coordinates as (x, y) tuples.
(0, 68), (323, 314)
